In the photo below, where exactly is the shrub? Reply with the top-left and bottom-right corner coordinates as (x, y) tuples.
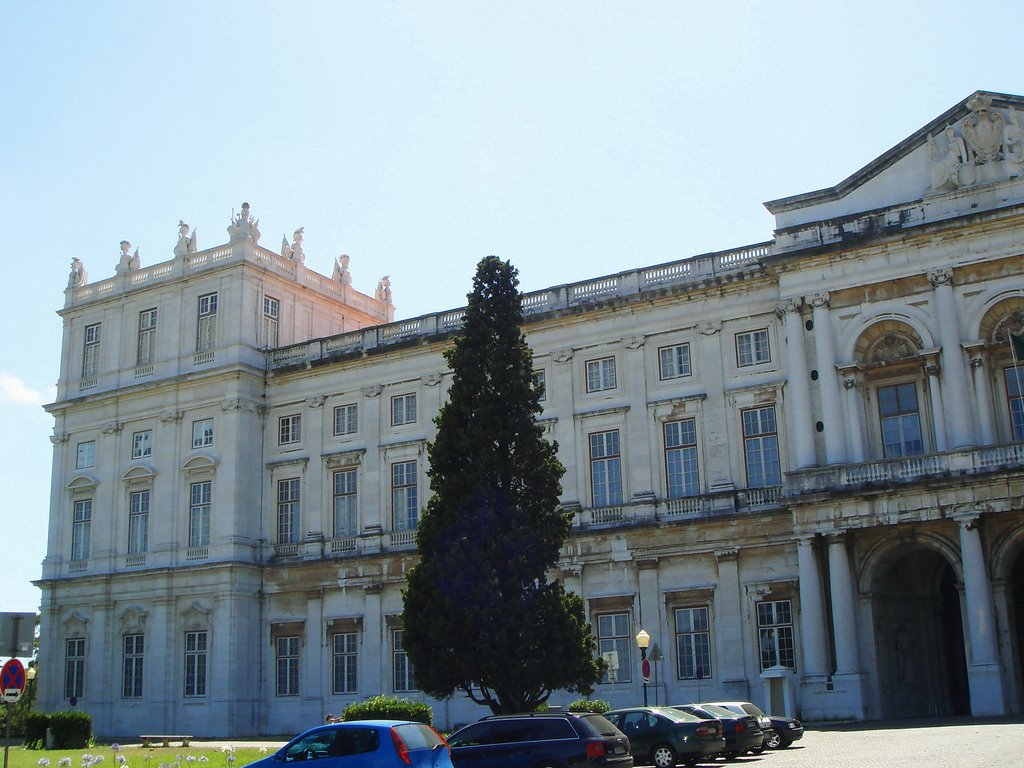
(22, 712), (50, 748)
(47, 710), (92, 748)
(568, 699), (611, 714)
(342, 695), (432, 725)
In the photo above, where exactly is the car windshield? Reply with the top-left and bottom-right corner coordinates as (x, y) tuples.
(700, 704), (737, 718)
(740, 703), (768, 718)
(672, 705), (716, 718)
(657, 708), (700, 723)
(580, 714), (622, 737)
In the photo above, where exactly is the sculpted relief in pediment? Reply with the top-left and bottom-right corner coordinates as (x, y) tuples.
(927, 94), (1024, 194)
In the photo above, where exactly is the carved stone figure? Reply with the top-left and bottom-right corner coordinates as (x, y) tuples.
(963, 93), (1006, 165)
(227, 202), (261, 243)
(281, 227), (305, 263)
(174, 220), (198, 257)
(376, 275), (392, 304)
(868, 333), (917, 365)
(116, 240), (141, 273)
(333, 254), (352, 284)
(928, 126), (974, 191)
(67, 257), (87, 288)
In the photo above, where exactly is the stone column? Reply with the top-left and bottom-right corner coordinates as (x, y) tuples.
(796, 536), (829, 677)
(925, 360), (948, 453)
(700, 323), (734, 491)
(929, 268), (974, 448)
(780, 299), (816, 468)
(841, 373), (866, 463)
(811, 293), (847, 464)
(968, 349), (997, 445)
(714, 549), (747, 691)
(827, 534), (860, 674)
(637, 558), (663, 700)
(957, 516), (1006, 714)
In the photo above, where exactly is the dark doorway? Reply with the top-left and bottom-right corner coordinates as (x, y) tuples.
(1012, 551), (1024, 711)
(872, 547), (970, 718)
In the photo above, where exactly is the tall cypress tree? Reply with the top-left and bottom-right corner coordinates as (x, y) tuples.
(403, 256), (604, 714)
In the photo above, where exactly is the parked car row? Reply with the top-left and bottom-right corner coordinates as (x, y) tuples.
(251, 700), (804, 768)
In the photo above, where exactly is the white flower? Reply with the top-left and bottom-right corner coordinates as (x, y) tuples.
(38, 759), (51, 766)
(226, 757), (235, 765)
(258, 749), (268, 756)
(116, 756), (128, 765)
(111, 745), (121, 753)
(197, 757), (209, 764)
(60, 758), (73, 767)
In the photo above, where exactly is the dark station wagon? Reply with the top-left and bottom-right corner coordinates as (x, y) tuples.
(448, 711), (634, 768)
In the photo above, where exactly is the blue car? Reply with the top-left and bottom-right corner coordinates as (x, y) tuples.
(248, 720), (454, 768)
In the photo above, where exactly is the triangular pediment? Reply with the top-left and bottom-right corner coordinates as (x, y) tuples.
(765, 91), (1024, 233)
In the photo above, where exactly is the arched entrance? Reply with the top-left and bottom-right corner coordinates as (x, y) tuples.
(871, 547), (970, 718)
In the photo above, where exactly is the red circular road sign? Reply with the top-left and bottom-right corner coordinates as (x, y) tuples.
(1, 658), (26, 702)
(641, 658), (652, 683)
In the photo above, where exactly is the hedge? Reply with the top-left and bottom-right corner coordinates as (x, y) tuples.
(342, 695), (432, 725)
(22, 711), (92, 749)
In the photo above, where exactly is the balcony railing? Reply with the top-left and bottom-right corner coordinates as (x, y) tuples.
(269, 240), (772, 370)
(786, 442), (1024, 496)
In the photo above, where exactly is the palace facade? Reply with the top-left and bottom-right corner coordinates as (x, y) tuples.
(37, 91), (1024, 737)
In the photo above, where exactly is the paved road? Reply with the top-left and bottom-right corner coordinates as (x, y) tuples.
(723, 719), (1024, 768)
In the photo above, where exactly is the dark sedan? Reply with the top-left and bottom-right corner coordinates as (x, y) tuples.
(671, 704), (763, 758)
(606, 707), (725, 767)
(765, 715), (804, 748)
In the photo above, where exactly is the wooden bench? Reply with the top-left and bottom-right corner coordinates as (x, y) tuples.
(140, 735), (193, 748)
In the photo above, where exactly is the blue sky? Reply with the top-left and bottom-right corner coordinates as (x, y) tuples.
(3, 0), (1023, 613)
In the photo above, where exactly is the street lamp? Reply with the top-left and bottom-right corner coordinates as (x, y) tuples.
(635, 628), (650, 707)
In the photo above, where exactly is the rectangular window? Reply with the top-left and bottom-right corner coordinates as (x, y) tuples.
(189, 481), (212, 547)
(76, 441), (95, 469)
(675, 607), (711, 680)
(586, 357), (617, 392)
(664, 419), (699, 497)
(122, 634), (144, 698)
(757, 600), (795, 671)
(333, 404), (358, 436)
(534, 370), (547, 402)
(391, 394), (417, 426)
(659, 343), (692, 380)
(263, 296), (280, 348)
(137, 308), (158, 366)
(736, 329), (771, 367)
(128, 490), (149, 554)
(132, 430), (152, 459)
(192, 418), (214, 449)
(878, 383), (924, 457)
(278, 414), (302, 445)
(277, 478), (301, 543)
(65, 638), (85, 700)
(184, 630), (208, 697)
(1007, 366), (1024, 441)
(196, 293), (218, 352)
(597, 613), (631, 684)
(392, 461), (418, 531)
(276, 636), (300, 696)
(82, 323), (101, 378)
(589, 430), (623, 507)
(742, 406), (781, 487)
(333, 469), (358, 538)
(72, 499), (92, 561)
(393, 629), (416, 692)
(332, 632), (358, 694)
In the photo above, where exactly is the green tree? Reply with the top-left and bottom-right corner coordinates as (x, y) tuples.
(402, 256), (604, 714)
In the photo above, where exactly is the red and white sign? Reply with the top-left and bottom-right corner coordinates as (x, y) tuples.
(1, 658), (26, 703)
(641, 658), (652, 684)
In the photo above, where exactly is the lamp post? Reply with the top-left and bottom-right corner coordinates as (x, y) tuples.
(635, 628), (650, 707)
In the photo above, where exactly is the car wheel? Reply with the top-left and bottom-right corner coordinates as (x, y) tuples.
(651, 743), (678, 767)
(775, 735), (793, 749)
(764, 730), (781, 749)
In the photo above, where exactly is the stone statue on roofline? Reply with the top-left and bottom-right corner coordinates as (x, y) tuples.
(281, 227), (305, 263)
(174, 220), (198, 257)
(67, 257), (87, 289)
(333, 254), (352, 284)
(116, 239), (141, 274)
(227, 202), (261, 243)
(1005, 109), (1024, 176)
(376, 275), (392, 304)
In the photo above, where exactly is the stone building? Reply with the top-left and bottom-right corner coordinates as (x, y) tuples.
(37, 91), (1024, 737)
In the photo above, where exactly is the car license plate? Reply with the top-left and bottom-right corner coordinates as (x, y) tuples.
(614, 746), (626, 754)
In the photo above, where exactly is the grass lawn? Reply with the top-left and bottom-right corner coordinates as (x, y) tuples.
(1, 746), (273, 768)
